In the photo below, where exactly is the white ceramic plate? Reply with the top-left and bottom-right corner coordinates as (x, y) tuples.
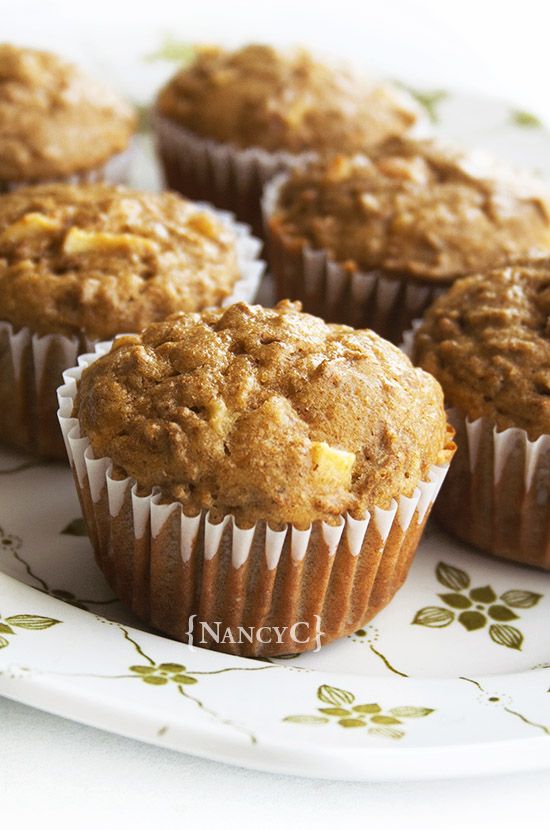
(1, 87), (550, 782)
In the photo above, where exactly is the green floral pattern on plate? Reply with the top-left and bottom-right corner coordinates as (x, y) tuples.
(412, 562), (541, 650)
(0, 612), (60, 649)
(284, 685), (433, 739)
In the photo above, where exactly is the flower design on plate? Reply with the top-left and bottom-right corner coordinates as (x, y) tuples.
(129, 662), (198, 687)
(412, 562), (542, 650)
(0, 612), (60, 649)
(283, 684), (433, 739)
(510, 109), (543, 128)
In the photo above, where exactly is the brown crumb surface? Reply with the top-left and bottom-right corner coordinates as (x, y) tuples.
(0, 44), (135, 181)
(0, 183), (241, 340)
(269, 138), (550, 282)
(75, 300), (451, 528)
(156, 44), (420, 154)
(413, 258), (550, 439)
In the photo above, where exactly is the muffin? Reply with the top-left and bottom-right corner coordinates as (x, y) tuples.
(0, 44), (136, 190)
(0, 183), (264, 459)
(153, 44), (421, 234)
(58, 300), (455, 657)
(413, 259), (550, 569)
(263, 138), (550, 343)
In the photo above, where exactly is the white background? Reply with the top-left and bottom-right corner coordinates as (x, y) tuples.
(2, 0), (550, 826)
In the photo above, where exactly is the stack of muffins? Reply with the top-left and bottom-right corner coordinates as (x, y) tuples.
(2, 40), (548, 658)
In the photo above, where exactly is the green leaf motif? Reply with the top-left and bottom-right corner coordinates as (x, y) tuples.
(368, 726), (405, 740)
(353, 703), (381, 714)
(0, 622), (14, 635)
(174, 675), (198, 685)
(501, 590), (542, 609)
(400, 86), (447, 123)
(458, 610), (486, 631)
(5, 615), (60, 630)
(371, 715), (401, 725)
(145, 38), (197, 65)
(158, 663), (185, 672)
(469, 586), (496, 604)
(389, 706), (434, 718)
(338, 718), (366, 728)
(283, 715), (329, 725)
(489, 624), (523, 650)
(439, 592), (472, 609)
(317, 684), (355, 706)
(436, 562), (470, 591)
(61, 518), (88, 536)
(318, 707), (351, 717)
(511, 109), (542, 128)
(0, 635), (9, 649)
(130, 665), (155, 674)
(488, 605), (518, 622)
(143, 675), (168, 686)
(413, 606), (454, 628)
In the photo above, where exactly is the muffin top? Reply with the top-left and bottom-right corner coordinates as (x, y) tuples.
(413, 259), (550, 439)
(75, 300), (452, 528)
(0, 183), (241, 340)
(156, 44), (420, 154)
(268, 139), (550, 282)
(0, 44), (135, 181)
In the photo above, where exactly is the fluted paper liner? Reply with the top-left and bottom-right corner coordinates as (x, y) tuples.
(432, 408), (550, 569)
(0, 146), (133, 193)
(152, 112), (314, 237)
(262, 173), (446, 344)
(402, 323), (550, 568)
(0, 208), (265, 459)
(57, 348), (452, 657)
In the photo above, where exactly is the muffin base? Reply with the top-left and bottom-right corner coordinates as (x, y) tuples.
(434, 408), (550, 570)
(152, 112), (313, 237)
(262, 174), (447, 344)
(0, 146), (133, 193)
(0, 208), (265, 460)
(57, 348), (454, 657)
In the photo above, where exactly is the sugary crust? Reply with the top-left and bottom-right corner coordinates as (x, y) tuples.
(269, 139), (550, 282)
(0, 44), (135, 181)
(156, 44), (420, 154)
(414, 259), (550, 439)
(0, 183), (241, 340)
(75, 300), (450, 528)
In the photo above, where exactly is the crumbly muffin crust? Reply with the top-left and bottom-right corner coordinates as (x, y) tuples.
(156, 44), (420, 154)
(413, 259), (550, 439)
(0, 44), (135, 181)
(75, 300), (451, 528)
(269, 139), (550, 282)
(0, 183), (241, 340)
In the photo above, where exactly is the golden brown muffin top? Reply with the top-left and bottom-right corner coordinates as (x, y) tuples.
(75, 300), (452, 528)
(268, 139), (550, 282)
(156, 44), (420, 154)
(0, 44), (135, 181)
(413, 259), (550, 439)
(0, 183), (241, 340)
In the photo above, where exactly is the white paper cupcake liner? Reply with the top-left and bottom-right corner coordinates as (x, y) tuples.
(0, 207), (265, 459)
(432, 408), (550, 569)
(403, 322), (550, 568)
(262, 172), (447, 343)
(0, 145), (134, 193)
(57, 345), (453, 657)
(152, 111), (315, 237)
